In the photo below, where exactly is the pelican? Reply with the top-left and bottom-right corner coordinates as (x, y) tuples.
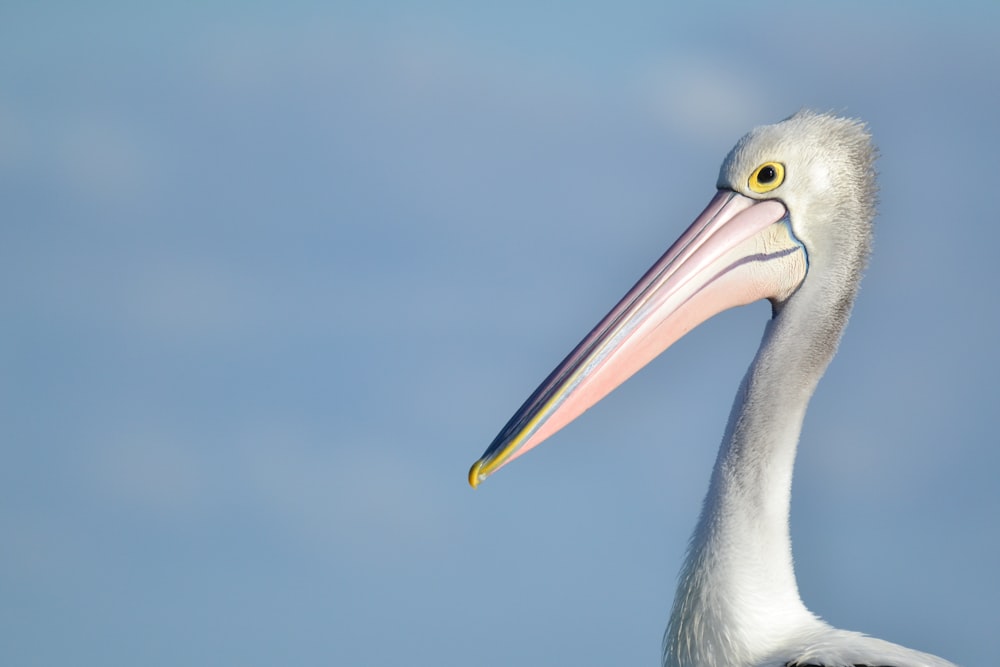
(468, 111), (956, 667)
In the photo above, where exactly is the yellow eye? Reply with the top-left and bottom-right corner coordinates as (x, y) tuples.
(748, 162), (785, 193)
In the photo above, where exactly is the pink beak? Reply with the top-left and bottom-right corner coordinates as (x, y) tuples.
(469, 190), (808, 487)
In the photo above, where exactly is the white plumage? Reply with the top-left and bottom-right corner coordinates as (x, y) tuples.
(470, 111), (956, 667)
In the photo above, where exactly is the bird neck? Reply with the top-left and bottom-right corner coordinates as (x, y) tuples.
(663, 287), (852, 667)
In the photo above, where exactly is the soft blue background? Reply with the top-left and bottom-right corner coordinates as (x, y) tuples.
(3, 2), (998, 665)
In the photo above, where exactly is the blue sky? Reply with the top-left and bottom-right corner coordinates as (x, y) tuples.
(2, 2), (999, 665)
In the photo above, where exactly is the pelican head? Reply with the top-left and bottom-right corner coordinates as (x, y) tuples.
(469, 110), (877, 486)
(466, 112), (958, 667)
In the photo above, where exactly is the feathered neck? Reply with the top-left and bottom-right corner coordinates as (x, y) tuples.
(662, 255), (863, 667)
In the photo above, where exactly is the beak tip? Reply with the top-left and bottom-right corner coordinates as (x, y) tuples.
(468, 460), (485, 489)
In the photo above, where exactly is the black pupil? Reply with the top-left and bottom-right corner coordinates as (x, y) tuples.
(758, 165), (776, 183)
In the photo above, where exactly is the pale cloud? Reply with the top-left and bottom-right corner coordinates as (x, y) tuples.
(239, 424), (454, 560)
(0, 99), (30, 172)
(82, 415), (454, 561)
(634, 57), (774, 143)
(90, 429), (209, 516)
(0, 104), (162, 209)
(117, 258), (261, 343)
(55, 117), (158, 207)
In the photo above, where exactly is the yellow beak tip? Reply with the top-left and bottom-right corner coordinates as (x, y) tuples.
(468, 460), (484, 489)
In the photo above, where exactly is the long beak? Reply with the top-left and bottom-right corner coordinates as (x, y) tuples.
(469, 190), (808, 488)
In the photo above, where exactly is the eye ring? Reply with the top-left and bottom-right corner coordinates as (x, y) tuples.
(748, 162), (785, 193)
